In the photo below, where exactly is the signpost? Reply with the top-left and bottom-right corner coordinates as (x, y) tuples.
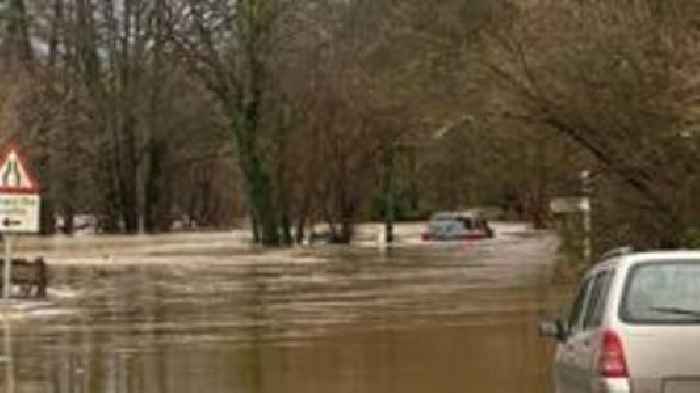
(580, 170), (593, 265)
(550, 170), (594, 265)
(0, 146), (40, 299)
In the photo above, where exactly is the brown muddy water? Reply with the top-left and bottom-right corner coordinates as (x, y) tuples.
(0, 224), (568, 393)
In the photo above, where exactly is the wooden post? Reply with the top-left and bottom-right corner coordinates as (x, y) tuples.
(35, 257), (47, 298)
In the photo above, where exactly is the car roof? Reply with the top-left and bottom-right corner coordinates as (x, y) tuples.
(593, 250), (700, 274)
(431, 211), (484, 219)
(620, 250), (700, 264)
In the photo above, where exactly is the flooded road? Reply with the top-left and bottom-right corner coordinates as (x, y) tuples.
(1, 223), (565, 393)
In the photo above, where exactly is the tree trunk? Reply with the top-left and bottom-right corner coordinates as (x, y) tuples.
(251, 214), (260, 244)
(4, 0), (34, 66)
(144, 143), (163, 233)
(339, 216), (354, 244)
(280, 213), (293, 246)
(407, 146), (419, 213)
(295, 216), (306, 244)
(383, 145), (395, 243)
(37, 159), (56, 235)
(48, 0), (64, 68)
(119, 153), (139, 234)
(294, 196), (313, 244)
(63, 204), (74, 235)
(144, 0), (166, 233)
(234, 112), (280, 246)
(40, 198), (56, 235)
(250, 175), (279, 246)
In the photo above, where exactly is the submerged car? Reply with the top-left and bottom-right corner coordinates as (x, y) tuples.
(540, 248), (700, 393)
(421, 211), (494, 241)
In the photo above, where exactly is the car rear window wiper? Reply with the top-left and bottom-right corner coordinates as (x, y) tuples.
(648, 306), (700, 319)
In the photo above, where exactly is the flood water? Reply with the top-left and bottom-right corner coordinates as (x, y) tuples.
(1, 224), (566, 393)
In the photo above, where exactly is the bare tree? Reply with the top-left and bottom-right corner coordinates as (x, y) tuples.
(484, 0), (700, 247)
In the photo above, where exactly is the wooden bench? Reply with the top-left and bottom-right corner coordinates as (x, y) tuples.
(0, 257), (48, 298)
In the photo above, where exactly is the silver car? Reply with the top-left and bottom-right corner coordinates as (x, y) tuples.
(540, 249), (700, 393)
(422, 212), (494, 241)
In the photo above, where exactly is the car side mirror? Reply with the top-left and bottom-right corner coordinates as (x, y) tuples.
(539, 319), (567, 342)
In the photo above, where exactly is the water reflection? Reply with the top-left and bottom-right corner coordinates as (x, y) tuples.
(6, 229), (561, 393)
(2, 319), (15, 393)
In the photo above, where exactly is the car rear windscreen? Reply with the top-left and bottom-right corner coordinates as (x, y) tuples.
(621, 261), (700, 324)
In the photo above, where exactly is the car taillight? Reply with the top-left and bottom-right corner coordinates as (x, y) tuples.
(599, 330), (629, 379)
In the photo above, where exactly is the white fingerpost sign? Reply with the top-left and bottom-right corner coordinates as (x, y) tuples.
(0, 145), (41, 299)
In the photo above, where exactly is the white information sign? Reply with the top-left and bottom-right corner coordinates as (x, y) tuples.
(550, 196), (590, 214)
(0, 194), (40, 233)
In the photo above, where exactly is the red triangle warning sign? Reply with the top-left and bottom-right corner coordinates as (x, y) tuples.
(0, 145), (40, 194)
